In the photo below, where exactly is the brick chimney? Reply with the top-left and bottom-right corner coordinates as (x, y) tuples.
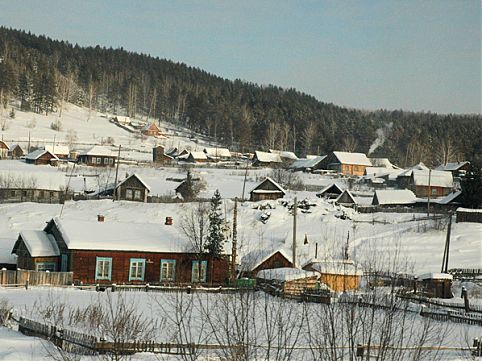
(97, 214), (105, 222)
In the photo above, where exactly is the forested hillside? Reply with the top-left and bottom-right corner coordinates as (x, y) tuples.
(0, 27), (480, 166)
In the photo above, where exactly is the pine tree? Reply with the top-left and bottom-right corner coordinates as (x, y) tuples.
(460, 163), (482, 208)
(205, 189), (226, 257)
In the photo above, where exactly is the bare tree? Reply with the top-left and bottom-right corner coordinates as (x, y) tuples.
(302, 121), (317, 156)
(341, 135), (358, 153)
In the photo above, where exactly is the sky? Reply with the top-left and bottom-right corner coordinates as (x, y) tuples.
(0, 0), (480, 114)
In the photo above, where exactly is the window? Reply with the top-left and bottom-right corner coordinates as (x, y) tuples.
(109, 158), (114, 165)
(134, 190), (141, 199)
(104, 157), (109, 164)
(91, 157), (96, 164)
(126, 189), (133, 199)
(95, 257), (112, 280)
(96, 157), (102, 164)
(36, 262), (56, 272)
(431, 188), (437, 196)
(129, 258), (146, 281)
(191, 260), (207, 283)
(160, 259), (176, 281)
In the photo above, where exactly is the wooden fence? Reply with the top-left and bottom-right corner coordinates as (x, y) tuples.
(0, 270), (73, 286)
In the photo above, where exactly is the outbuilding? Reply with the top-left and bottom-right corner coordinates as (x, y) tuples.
(249, 177), (286, 201)
(25, 149), (59, 166)
(114, 173), (150, 202)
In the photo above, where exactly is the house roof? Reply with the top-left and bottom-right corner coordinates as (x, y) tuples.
(456, 207), (482, 213)
(412, 169), (453, 188)
(115, 173), (151, 192)
(44, 145), (69, 155)
(307, 259), (363, 276)
(0, 170), (65, 191)
(332, 151), (372, 166)
(189, 151), (208, 160)
(373, 189), (416, 205)
(50, 217), (188, 253)
(25, 149), (59, 161)
(0, 140), (10, 150)
(435, 191), (462, 205)
(241, 248), (292, 271)
(269, 149), (298, 160)
(435, 161), (470, 172)
(289, 155), (327, 170)
(418, 272), (453, 280)
(250, 177), (286, 195)
(9, 144), (23, 152)
(397, 162), (429, 178)
(256, 267), (318, 281)
(316, 183), (344, 197)
(254, 151), (282, 163)
(79, 145), (116, 157)
(204, 147), (231, 158)
(141, 122), (160, 132)
(16, 230), (60, 257)
(335, 189), (357, 204)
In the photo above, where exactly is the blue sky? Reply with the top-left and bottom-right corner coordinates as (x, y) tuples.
(1, 0), (480, 114)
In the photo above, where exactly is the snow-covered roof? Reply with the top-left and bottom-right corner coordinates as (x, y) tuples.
(435, 191), (462, 205)
(203, 147), (231, 158)
(0, 170), (65, 190)
(332, 152), (372, 166)
(316, 183), (344, 197)
(25, 149), (59, 161)
(397, 162), (429, 178)
(0, 141), (9, 149)
(435, 161), (470, 172)
(241, 248), (291, 271)
(412, 169), (453, 188)
(289, 155), (326, 170)
(44, 145), (69, 156)
(418, 272), (453, 280)
(250, 177), (286, 195)
(190, 151), (208, 160)
(269, 149), (298, 160)
(256, 267), (318, 282)
(307, 259), (363, 276)
(18, 230), (59, 257)
(456, 207), (482, 213)
(141, 122), (159, 132)
(115, 173), (151, 192)
(79, 145), (116, 157)
(51, 217), (188, 253)
(335, 189), (357, 204)
(254, 151), (282, 163)
(374, 189), (416, 205)
(369, 158), (400, 169)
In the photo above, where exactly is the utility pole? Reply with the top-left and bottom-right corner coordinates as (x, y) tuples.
(241, 158), (249, 200)
(53, 134), (56, 154)
(231, 197), (238, 283)
(113, 145), (121, 201)
(441, 212), (453, 273)
(292, 197), (297, 268)
(27, 131), (31, 153)
(427, 169), (432, 217)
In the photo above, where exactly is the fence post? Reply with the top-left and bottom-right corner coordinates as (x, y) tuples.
(25, 279), (29, 290)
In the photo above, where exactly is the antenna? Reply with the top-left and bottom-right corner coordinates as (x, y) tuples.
(59, 163), (76, 218)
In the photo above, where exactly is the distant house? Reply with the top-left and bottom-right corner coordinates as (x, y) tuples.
(408, 169), (453, 198)
(269, 149), (298, 165)
(12, 216), (230, 285)
(114, 173), (150, 202)
(113, 115), (131, 125)
(0, 141), (9, 159)
(417, 273), (453, 299)
(249, 177), (286, 202)
(252, 151), (282, 167)
(203, 147), (231, 161)
(44, 145), (70, 159)
(302, 259), (362, 292)
(335, 189), (357, 206)
(456, 208), (482, 223)
(25, 149), (59, 166)
(240, 248), (292, 278)
(316, 183), (343, 199)
(8, 144), (25, 159)
(289, 155), (327, 172)
(141, 122), (164, 137)
(152, 145), (173, 164)
(318, 151), (372, 176)
(435, 161), (471, 177)
(77, 145), (116, 167)
(179, 151), (207, 163)
(396, 162), (429, 189)
(372, 189), (416, 206)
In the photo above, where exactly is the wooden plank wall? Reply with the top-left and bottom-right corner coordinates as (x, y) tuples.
(0, 270), (73, 286)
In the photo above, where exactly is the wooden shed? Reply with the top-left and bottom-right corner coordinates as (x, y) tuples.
(456, 208), (482, 223)
(417, 273), (453, 299)
(12, 230), (60, 271)
(240, 248), (292, 278)
(256, 268), (320, 296)
(0, 140), (9, 159)
(8, 144), (25, 159)
(114, 173), (150, 202)
(152, 145), (173, 164)
(141, 122), (164, 137)
(335, 190), (357, 206)
(316, 183), (343, 199)
(302, 259), (362, 292)
(25, 149), (59, 166)
(249, 177), (286, 201)
(252, 151), (283, 167)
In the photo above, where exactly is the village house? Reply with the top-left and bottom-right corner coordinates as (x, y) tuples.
(152, 145), (173, 164)
(0, 140), (9, 159)
(395, 162), (429, 189)
(407, 169), (453, 198)
(269, 149), (298, 165)
(318, 151), (372, 176)
(203, 147), (231, 161)
(77, 145), (117, 167)
(114, 173), (150, 202)
(371, 189), (417, 207)
(435, 161), (471, 178)
(44, 145), (70, 159)
(249, 177), (286, 202)
(335, 189), (357, 207)
(141, 122), (164, 137)
(240, 248), (292, 278)
(12, 216), (230, 285)
(8, 144), (25, 159)
(302, 259), (363, 292)
(113, 115), (131, 125)
(316, 183), (343, 199)
(25, 149), (59, 166)
(289, 155), (327, 172)
(179, 151), (208, 163)
(252, 151), (282, 167)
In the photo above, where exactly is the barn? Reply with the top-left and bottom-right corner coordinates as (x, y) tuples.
(203, 147), (231, 161)
(316, 183), (343, 199)
(25, 149), (59, 166)
(8, 144), (25, 159)
(114, 173), (150, 202)
(252, 151), (282, 167)
(240, 248), (292, 278)
(12, 216), (230, 285)
(335, 189), (357, 206)
(302, 259), (363, 292)
(249, 177), (286, 201)
(141, 122), (164, 137)
(435, 161), (471, 177)
(152, 145), (173, 164)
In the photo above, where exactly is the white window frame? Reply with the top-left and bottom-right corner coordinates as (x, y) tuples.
(160, 259), (176, 281)
(191, 260), (208, 283)
(95, 257), (112, 280)
(96, 157), (102, 164)
(134, 190), (141, 200)
(126, 189), (133, 199)
(36, 262), (56, 272)
(129, 258), (146, 281)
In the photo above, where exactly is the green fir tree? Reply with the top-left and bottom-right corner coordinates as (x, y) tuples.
(205, 189), (226, 257)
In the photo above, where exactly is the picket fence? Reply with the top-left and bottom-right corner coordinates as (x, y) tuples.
(0, 270), (73, 286)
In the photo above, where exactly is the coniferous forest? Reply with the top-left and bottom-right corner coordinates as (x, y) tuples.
(0, 27), (480, 166)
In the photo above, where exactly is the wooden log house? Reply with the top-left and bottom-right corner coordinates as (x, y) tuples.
(249, 177), (286, 202)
